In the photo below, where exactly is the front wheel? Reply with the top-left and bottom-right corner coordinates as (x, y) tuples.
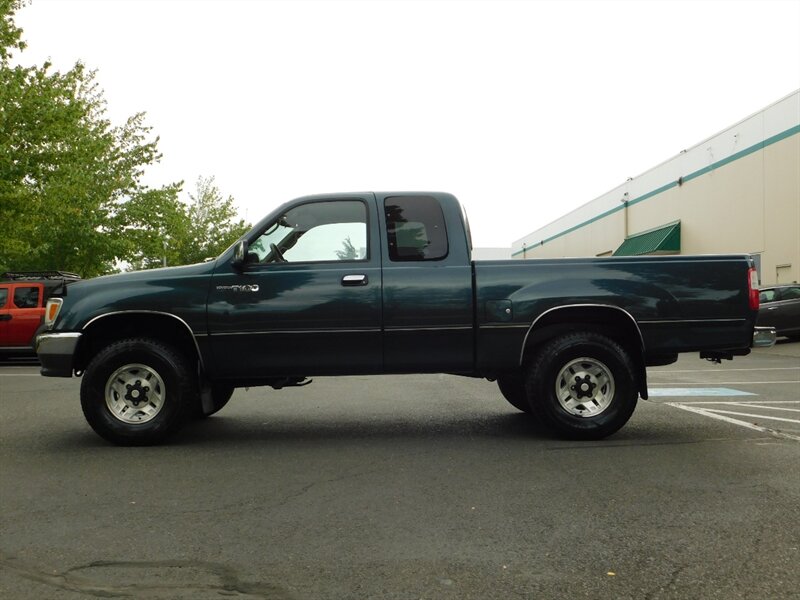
(526, 332), (638, 440)
(80, 338), (198, 445)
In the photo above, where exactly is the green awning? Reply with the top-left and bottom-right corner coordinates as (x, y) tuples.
(614, 221), (681, 256)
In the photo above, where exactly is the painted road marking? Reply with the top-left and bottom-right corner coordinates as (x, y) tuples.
(650, 381), (799, 385)
(723, 402), (800, 413)
(0, 374), (41, 377)
(673, 400), (800, 405)
(694, 409), (800, 424)
(652, 367), (799, 373)
(666, 402), (800, 442)
(648, 388), (755, 397)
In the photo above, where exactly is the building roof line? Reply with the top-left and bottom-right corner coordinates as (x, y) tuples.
(512, 123), (800, 257)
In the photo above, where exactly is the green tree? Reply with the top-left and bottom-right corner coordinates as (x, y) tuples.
(125, 176), (250, 270)
(0, 0), (184, 277)
(119, 184), (186, 271)
(0, 0), (25, 61)
(176, 176), (250, 265)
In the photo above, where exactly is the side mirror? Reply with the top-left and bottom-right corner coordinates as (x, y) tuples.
(232, 240), (248, 269)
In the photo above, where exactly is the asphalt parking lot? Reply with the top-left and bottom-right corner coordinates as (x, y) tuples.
(1, 343), (798, 599)
(648, 340), (800, 441)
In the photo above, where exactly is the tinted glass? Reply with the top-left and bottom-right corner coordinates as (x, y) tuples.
(780, 286), (800, 301)
(13, 286), (40, 309)
(0, 288), (7, 308)
(759, 289), (777, 303)
(385, 196), (448, 261)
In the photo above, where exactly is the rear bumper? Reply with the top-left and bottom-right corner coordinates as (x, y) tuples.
(36, 332), (81, 377)
(752, 327), (777, 348)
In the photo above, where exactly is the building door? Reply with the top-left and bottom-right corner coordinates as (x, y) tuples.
(776, 264), (793, 284)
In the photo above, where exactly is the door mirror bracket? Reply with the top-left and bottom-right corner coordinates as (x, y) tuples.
(232, 240), (248, 270)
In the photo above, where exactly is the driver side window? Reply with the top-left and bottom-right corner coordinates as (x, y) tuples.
(250, 200), (368, 264)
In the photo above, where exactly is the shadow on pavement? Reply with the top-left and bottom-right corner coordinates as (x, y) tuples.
(0, 356), (39, 366)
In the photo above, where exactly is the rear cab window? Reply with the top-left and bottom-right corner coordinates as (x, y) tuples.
(384, 195), (448, 261)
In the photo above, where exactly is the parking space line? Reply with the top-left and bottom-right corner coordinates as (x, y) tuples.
(653, 367), (800, 373)
(666, 402), (800, 442)
(0, 374), (41, 377)
(650, 381), (800, 385)
(724, 402), (800, 413)
(674, 400), (800, 405)
(694, 409), (800, 425)
(648, 387), (754, 397)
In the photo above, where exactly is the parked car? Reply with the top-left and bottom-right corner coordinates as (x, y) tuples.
(757, 284), (800, 341)
(0, 272), (81, 356)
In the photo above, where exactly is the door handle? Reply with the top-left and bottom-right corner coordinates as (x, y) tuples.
(341, 274), (368, 286)
(767, 306), (778, 310)
(0, 314), (11, 321)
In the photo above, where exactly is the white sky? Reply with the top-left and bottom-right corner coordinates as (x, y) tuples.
(14, 0), (800, 248)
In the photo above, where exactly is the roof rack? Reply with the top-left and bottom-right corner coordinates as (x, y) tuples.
(1, 271), (81, 281)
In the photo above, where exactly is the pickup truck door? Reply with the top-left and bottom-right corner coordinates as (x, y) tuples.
(207, 195), (383, 378)
(378, 193), (475, 373)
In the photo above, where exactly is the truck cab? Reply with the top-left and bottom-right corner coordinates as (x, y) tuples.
(209, 192), (474, 379)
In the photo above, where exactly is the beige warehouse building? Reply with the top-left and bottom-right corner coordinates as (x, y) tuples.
(511, 90), (800, 286)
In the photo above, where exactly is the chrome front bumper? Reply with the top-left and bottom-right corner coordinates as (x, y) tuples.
(36, 332), (82, 377)
(752, 327), (777, 348)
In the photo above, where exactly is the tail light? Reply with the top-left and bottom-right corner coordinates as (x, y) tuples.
(747, 267), (759, 310)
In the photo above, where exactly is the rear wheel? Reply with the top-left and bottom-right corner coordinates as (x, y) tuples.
(80, 338), (197, 445)
(497, 373), (531, 413)
(526, 332), (638, 440)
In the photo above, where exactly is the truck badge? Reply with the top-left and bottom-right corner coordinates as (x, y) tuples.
(215, 284), (260, 292)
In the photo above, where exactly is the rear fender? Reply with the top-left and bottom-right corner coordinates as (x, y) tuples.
(520, 304), (649, 399)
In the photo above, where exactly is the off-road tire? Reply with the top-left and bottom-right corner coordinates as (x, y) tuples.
(526, 332), (638, 440)
(80, 338), (197, 446)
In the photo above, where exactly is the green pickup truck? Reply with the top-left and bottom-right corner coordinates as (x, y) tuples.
(37, 192), (776, 445)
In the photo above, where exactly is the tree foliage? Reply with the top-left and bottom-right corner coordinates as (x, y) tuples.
(126, 177), (249, 270)
(0, 1), (249, 277)
(0, 0), (24, 60)
(180, 176), (250, 265)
